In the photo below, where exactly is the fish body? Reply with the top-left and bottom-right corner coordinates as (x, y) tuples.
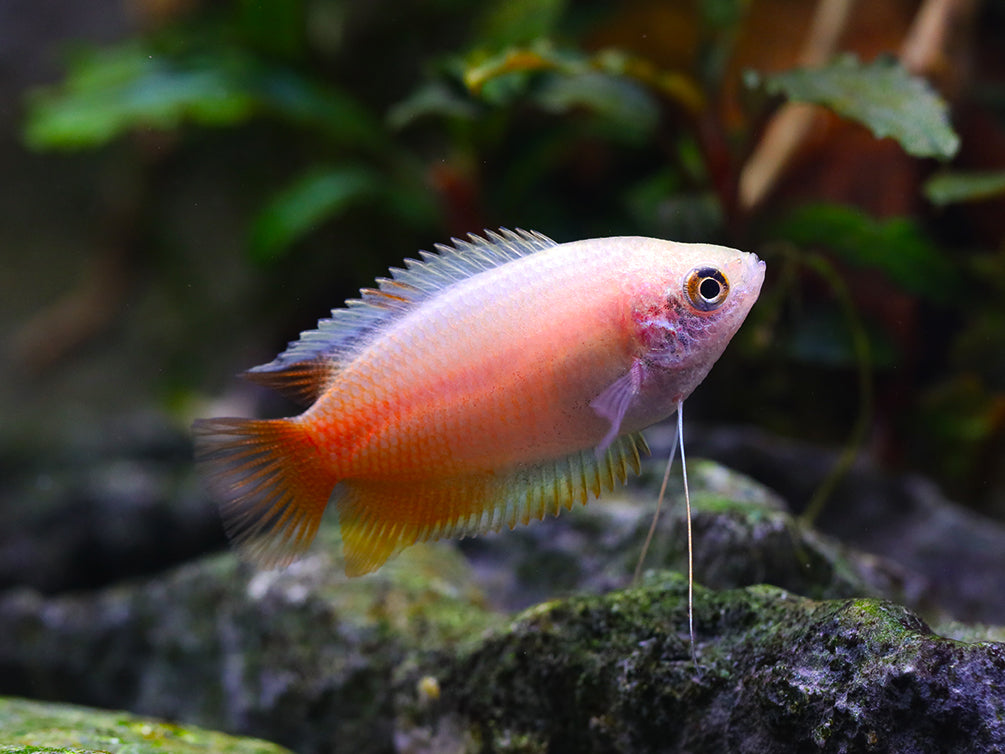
(194, 230), (765, 575)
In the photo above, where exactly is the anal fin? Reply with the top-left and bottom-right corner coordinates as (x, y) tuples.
(336, 433), (649, 576)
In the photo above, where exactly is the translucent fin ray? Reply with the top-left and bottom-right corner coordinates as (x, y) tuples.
(193, 417), (337, 567)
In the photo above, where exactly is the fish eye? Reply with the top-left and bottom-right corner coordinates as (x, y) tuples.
(684, 267), (729, 312)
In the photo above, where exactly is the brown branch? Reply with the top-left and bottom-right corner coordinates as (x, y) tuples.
(738, 0), (857, 212)
(900, 0), (980, 99)
(738, 0), (981, 214)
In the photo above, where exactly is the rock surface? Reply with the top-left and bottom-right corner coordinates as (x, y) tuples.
(0, 695), (292, 753)
(1, 465), (1002, 753)
(399, 575), (1005, 754)
(0, 419), (224, 594)
(460, 460), (926, 614)
(689, 424), (1005, 624)
(0, 528), (495, 754)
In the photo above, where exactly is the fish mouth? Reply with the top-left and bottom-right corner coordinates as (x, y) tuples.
(731, 251), (766, 298)
(728, 251), (766, 288)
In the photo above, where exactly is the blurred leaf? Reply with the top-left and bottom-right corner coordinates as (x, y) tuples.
(249, 65), (385, 148)
(24, 43), (384, 151)
(746, 54), (960, 160)
(24, 45), (255, 149)
(462, 42), (699, 124)
(387, 80), (481, 130)
(924, 170), (1005, 206)
(463, 44), (575, 96)
(593, 49), (704, 114)
(948, 253), (1005, 383)
(625, 169), (685, 220)
(250, 166), (381, 262)
(534, 71), (659, 140)
(775, 204), (961, 303)
(474, 0), (567, 50)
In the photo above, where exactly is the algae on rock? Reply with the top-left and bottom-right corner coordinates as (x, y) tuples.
(1, 462), (1003, 753)
(0, 696), (292, 753)
(396, 574), (1005, 753)
(0, 526), (497, 754)
(460, 459), (923, 612)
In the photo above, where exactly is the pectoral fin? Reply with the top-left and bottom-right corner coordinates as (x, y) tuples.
(589, 361), (645, 453)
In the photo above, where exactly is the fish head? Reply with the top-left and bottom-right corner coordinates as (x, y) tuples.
(628, 240), (765, 404)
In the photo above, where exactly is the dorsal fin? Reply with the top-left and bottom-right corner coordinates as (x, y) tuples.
(243, 228), (557, 405)
(336, 431), (649, 576)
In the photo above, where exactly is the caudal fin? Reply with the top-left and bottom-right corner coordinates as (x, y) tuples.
(193, 417), (336, 567)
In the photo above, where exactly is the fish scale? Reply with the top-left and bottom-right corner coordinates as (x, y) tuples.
(194, 229), (764, 576)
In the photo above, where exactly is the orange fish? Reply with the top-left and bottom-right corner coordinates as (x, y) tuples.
(194, 229), (765, 576)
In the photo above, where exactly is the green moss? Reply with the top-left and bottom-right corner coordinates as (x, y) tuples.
(409, 574), (1005, 752)
(4, 461), (1002, 753)
(692, 493), (778, 521)
(0, 521), (504, 754)
(0, 698), (291, 753)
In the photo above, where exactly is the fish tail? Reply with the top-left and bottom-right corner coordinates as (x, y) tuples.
(193, 416), (336, 567)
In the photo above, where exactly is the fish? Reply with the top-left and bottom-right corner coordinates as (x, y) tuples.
(193, 229), (765, 578)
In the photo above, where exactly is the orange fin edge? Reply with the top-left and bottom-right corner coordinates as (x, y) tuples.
(193, 417), (336, 567)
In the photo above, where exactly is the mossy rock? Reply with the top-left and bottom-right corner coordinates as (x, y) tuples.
(1, 463), (1001, 752)
(459, 459), (922, 612)
(0, 529), (497, 754)
(396, 573), (1005, 753)
(0, 696), (291, 753)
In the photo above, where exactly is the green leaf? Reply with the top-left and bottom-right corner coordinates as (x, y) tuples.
(464, 43), (702, 114)
(774, 203), (961, 303)
(460, 43), (699, 138)
(924, 170), (1005, 206)
(24, 45), (256, 149)
(747, 54), (960, 160)
(463, 43), (577, 97)
(250, 166), (381, 262)
(387, 80), (481, 130)
(533, 71), (659, 141)
(250, 65), (385, 148)
(23, 43), (385, 151)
